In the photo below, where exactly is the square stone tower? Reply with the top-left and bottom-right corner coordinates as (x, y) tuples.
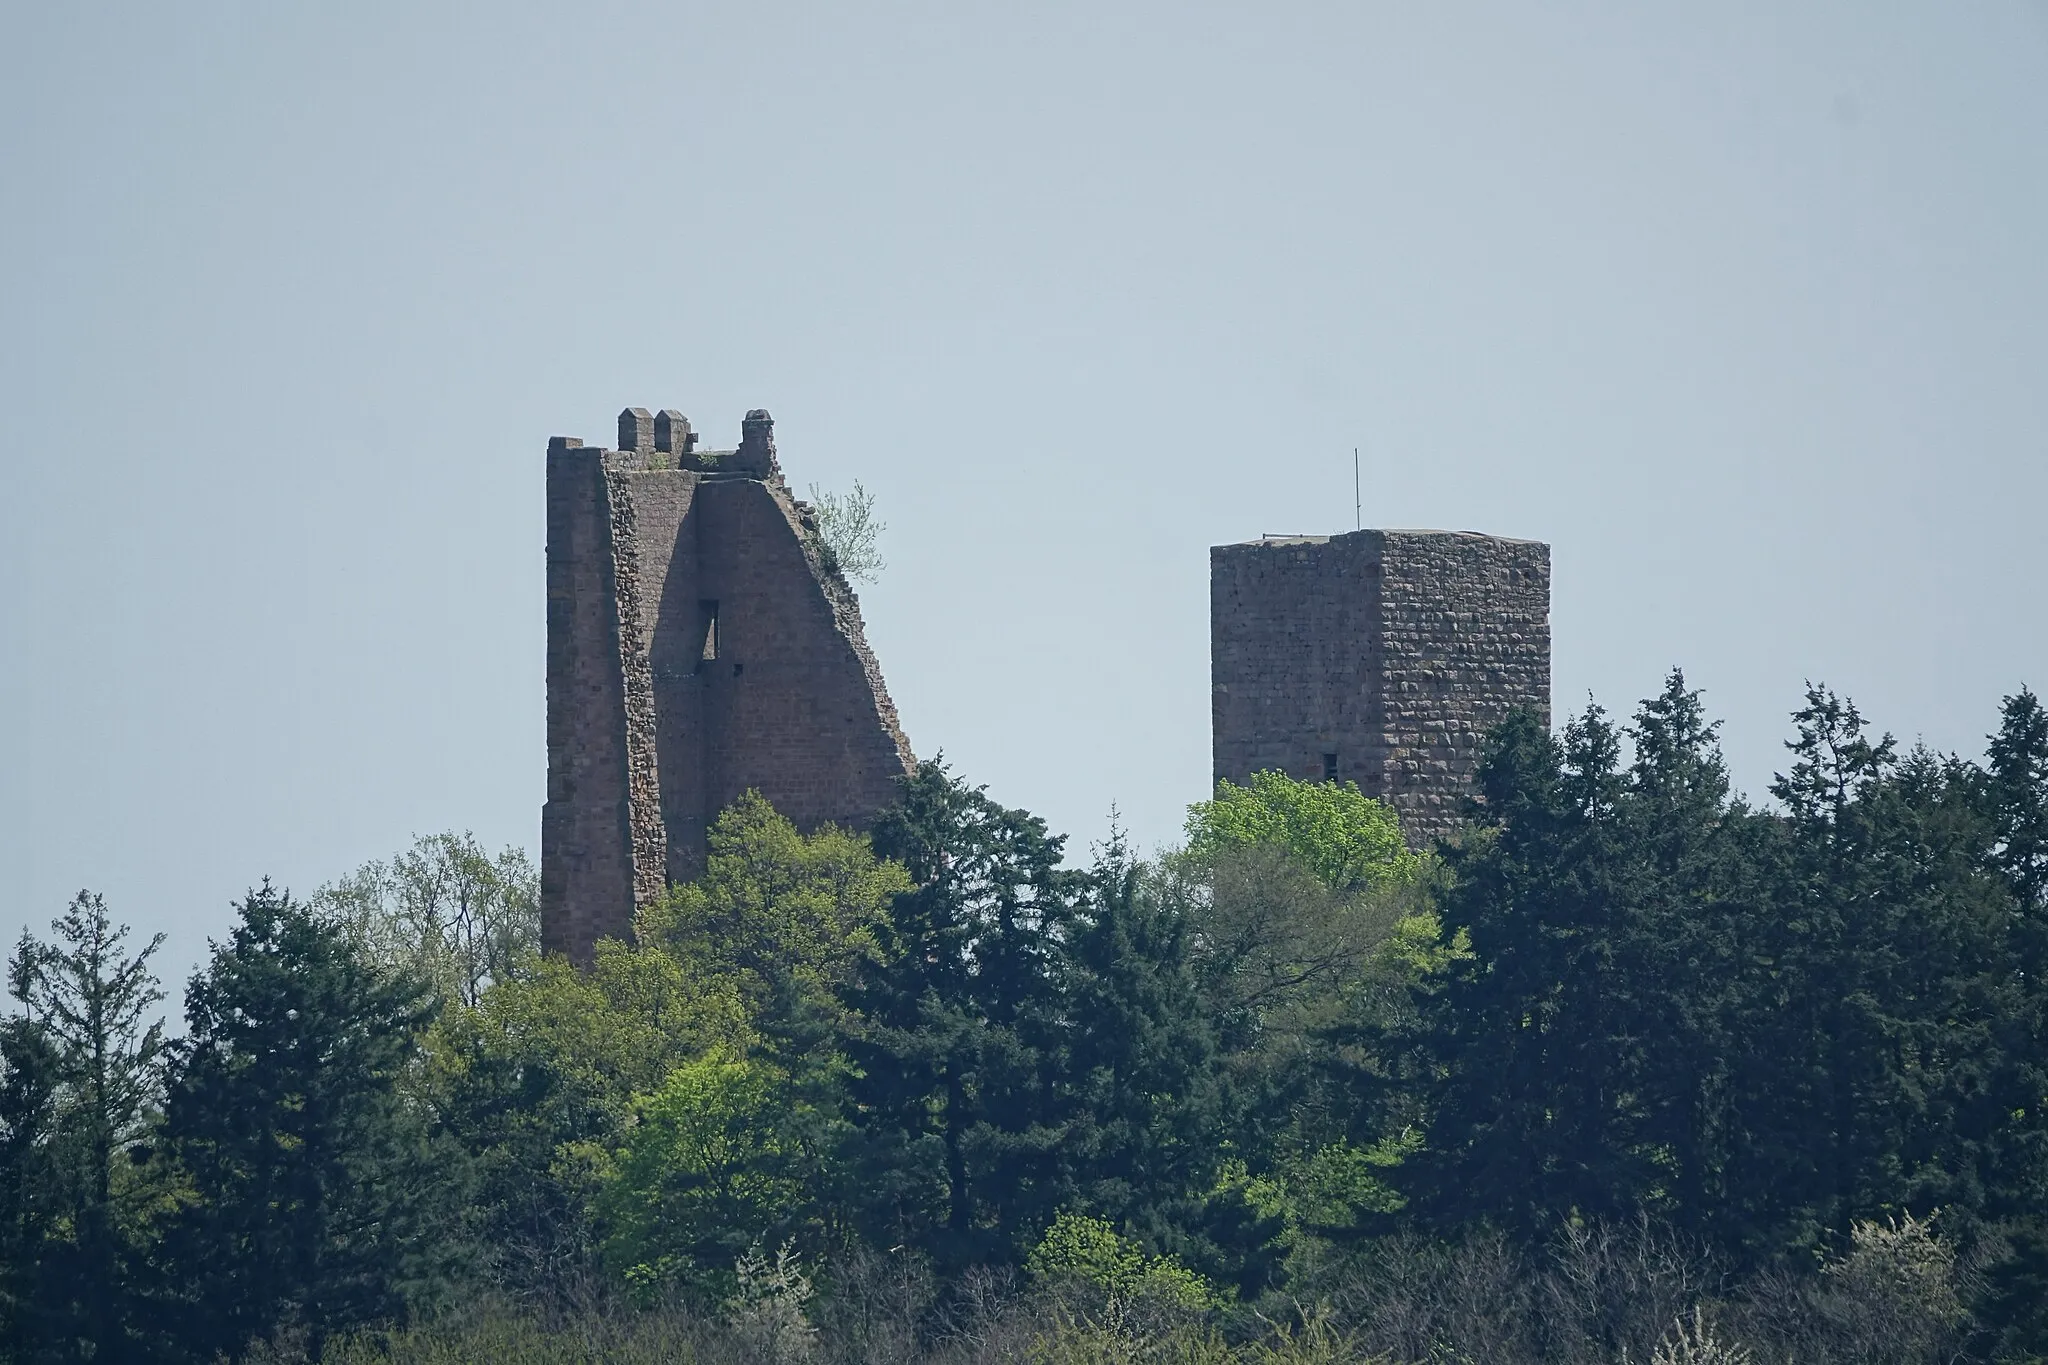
(1211, 529), (1551, 846)
(543, 407), (915, 966)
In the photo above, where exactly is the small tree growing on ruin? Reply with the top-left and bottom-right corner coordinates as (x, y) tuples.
(807, 481), (885, 586)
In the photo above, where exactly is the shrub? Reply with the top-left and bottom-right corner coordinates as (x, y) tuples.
(1027, 1212), (1220, 1322)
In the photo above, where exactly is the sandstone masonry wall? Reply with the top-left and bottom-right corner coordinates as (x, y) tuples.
(542, 408), (915, 966)
(1211, 529), (1550, 847)
(540, 442), (645, 963)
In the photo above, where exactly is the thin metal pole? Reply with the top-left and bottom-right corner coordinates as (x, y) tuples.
(1353, 447), (1361, 530)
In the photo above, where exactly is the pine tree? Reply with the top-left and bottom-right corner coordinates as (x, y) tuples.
(1736, 688), (2021, 1260)
(0, 1017), (64, 1360)
(1981, 687), (2048, 1353)
(1415, 703), (1655, 1236)
(1726, 687), (1939, 1255)
(1059, 834), (1225, 1259)
(839, 760), (1078, 1267)
(1617, 672), (1768, 1243)
(5, 891), (168, 1360)
(1989, 686), (2048, 918)
(158, 882), (456, 1362)
(1415, 680), (1782, 1245)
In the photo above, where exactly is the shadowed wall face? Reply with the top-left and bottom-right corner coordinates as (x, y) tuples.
(1211, 529), (1550, 847)
(542, 408), (914, 965)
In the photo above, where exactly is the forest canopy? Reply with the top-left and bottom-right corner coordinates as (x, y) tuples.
(4, 674), (2047, 1364)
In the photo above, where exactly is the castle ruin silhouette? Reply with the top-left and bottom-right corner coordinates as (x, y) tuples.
(542, 408), (1549, 964)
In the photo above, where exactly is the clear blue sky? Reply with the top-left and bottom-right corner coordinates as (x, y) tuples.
(5, 3), (2045, 992)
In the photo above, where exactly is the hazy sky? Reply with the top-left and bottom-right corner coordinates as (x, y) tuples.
(5, 3), (2045, 992)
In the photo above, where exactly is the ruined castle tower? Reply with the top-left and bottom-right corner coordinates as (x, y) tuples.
(543, 406), (915, 965)
(1211, 529), (1551, 847)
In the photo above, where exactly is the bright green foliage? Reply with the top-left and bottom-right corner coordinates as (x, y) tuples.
(425, 938), (749, 1296)
(1226, 1133), (1417, 1234)
(1173, 775), (1445, 1297)
(425, 792), (893, 1304)
(598, 1052), (810, 1295)
(1026, 1210), (1219, 1314)
(806, 480), (886, 585)
(313, 831), (540, 1009)
(641, 791), (909, 1016)
(159, 882), (457, 1362)
(589, 794), (910, 1297)
(1186, 771), (1420, 895)
(1216, 1133), (1421, 1296)
(1189, 846), (1434, 1051)
(434, 938), (750, 1110)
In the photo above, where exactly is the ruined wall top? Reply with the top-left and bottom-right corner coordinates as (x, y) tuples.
(1217, 528), (1548, 552)
(547, 407), (779, 477)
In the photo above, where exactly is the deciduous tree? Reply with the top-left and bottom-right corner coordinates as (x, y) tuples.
(313, 831), (539, 1009)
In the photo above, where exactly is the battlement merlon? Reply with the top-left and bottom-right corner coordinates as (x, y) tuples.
(547, 409), (781, 476)
(725, 408), (779, 478)
(655, 410), (695, 455)
(617, 407), (655, 454)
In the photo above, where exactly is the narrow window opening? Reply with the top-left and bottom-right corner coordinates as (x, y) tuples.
(699, 601), (719, 661)
(1323, 752), (1339, 781)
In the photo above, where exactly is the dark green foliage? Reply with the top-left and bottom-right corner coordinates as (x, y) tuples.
(1414, 674), (2048, 1294)
(1058, 837), (1229, 1267)
(6, 678), (2048, 1360)
(0, 1017), (64, 1358)
(1416, 701), (1657, 1234)
(1741, 691), (2020, 1257)
(838, 759), (1082, 1267)
(1979, 686), (2048, 1357)
(5, 890), (169, 1362)
(1988, 686), (2048, 917)
(157, 882), (459, 1362)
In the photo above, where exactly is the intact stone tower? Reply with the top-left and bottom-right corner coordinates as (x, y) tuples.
(543, 406), (914, 965)
(1211, 529), (1551, 847)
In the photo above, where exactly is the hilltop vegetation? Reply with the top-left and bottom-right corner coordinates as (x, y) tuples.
(5, 672), (2048, 1364)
